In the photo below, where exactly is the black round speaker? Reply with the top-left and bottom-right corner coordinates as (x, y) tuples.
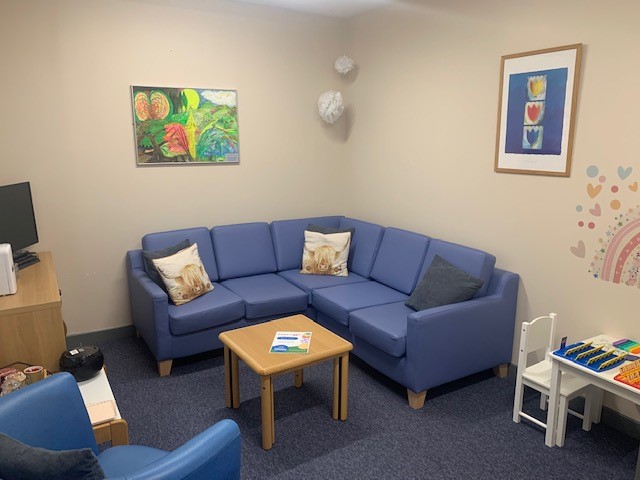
(59, 345), (104, 382)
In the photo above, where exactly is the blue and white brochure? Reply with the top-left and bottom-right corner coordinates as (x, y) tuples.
(269, 331), (312, 354)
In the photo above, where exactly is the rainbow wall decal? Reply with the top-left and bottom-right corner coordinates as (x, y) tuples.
(590, 206), (640, 287)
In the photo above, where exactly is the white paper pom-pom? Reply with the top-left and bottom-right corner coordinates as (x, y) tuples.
(334, 55), (355, 75)
(317, 90), (344, 124)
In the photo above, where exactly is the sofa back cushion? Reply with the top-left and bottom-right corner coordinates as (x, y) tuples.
(417, 239), (495, 299)
(142, 227), (218, 282)
(338, 218), (385, 278)
(370, 227), (430, 294)
(270, 216), (343, 271)
(212, 222), (277, 280)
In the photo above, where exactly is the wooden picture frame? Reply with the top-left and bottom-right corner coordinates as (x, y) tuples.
(494, 44), (582, 177)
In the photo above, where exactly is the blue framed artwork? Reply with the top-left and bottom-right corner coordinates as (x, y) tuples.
(494, 44), (582, 176)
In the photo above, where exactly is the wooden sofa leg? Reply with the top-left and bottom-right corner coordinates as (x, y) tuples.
(493, 363), (508, 378)
(407, 389), (427, 409)
(158, 360), (173, 377)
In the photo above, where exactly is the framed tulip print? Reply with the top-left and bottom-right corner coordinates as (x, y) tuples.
(494, 44), (582, 176)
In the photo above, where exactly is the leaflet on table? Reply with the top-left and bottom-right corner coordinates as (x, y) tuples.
(269, 331), (312, 354)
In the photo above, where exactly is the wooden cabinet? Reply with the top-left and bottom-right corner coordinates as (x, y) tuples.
(0, 252), (66, 372)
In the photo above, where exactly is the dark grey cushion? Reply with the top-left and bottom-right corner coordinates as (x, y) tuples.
(0, 433), (105, 480)
(405, 255), (485, 311)
(142, 239), (190, 289)
(307, 224), (355, 237)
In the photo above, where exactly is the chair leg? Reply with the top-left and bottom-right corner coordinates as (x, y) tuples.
(407, 389), (427, 409)
(539, 393), (548, 411)
(591, 386), (604, 424)
(556, 395), (569, 447)
(158, 359), (173, 377)
(582, 390), (593, 432)
(512, 377), (524, 423)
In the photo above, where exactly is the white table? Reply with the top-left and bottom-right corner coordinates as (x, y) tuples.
(547, 335), (640, 479)
(77, 368), (129, 446)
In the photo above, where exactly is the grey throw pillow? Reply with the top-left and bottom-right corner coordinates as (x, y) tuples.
(405, 255), (484, 311)
(142, 239), (191, 289)
(0, 433), (105, 480)
(307, 224), (355, 237)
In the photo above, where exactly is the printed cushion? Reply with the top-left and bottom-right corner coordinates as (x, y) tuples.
(300, 230), (351, 277)
(405, 255), (484, 311)
(152, 243), (214, 306)
(142, 239), (190, 289)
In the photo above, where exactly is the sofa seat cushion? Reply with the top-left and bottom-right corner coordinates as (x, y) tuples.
(278, 269), (368, 300)
(98, 445), (168, 478)
(312, 281), (408, 327)
(168, 283), (244, 335)
(349, 302), (413, 358)
(221, 273), (308, 319)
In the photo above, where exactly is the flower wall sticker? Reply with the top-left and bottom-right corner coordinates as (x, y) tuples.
(573, 164), (640, 288)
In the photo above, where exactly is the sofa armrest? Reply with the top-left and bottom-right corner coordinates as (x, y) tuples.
(126, 250), (172, 361)
(405, 269), (519, 392)
(104, 419), (242, 480)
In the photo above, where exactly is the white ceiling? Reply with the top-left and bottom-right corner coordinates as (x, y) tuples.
(228, 0), (392, 18)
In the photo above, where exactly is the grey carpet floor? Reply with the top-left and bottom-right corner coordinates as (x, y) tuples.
(97, 337), (639, 479)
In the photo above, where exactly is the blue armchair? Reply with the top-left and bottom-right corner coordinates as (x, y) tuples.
(0, 373), (241, 480)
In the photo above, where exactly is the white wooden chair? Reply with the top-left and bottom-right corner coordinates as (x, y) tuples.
(512, 313), (601, 446)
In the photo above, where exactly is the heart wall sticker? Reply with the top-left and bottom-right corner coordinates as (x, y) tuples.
(589, 203), (601, 216)
(587, 184), (602, 198)
(570, 241), (586, 258)
(618, 166), (633, 180)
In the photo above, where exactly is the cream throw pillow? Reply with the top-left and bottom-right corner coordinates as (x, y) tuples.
(300, 230), (351, 276)
(152, 243), (213, 305)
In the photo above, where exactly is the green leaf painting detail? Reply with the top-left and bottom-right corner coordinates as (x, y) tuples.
(132, 86), (239, 164)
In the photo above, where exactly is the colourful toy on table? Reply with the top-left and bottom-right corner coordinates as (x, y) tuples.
(553, 342), (627, 372)
(612, 339), (640, 354)
(614, 359), (640, 390)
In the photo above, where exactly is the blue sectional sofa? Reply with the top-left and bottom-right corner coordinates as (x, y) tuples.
(127, 216), (519, 408)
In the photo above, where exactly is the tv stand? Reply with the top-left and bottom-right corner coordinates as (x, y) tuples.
(0, 252), (66, 372)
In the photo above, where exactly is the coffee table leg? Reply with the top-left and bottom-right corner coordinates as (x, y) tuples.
(230, 350), (240, 409)
(339, 353), (349, 420)
(260, 375), (274, 450)
(223, 346), (232, 408)
(294, 369), (303, 388)
(332, 358), (339, 420)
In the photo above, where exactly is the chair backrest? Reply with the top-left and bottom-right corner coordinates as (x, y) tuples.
(0, 372), (98, 454)
(517, 313), (557, 369)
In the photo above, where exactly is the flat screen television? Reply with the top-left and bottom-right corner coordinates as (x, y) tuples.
(0, 182), (39, 255)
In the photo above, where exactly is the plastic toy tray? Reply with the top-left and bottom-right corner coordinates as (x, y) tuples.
(552, 342), (627, 373)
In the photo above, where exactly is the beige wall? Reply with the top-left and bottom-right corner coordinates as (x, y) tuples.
(0, 0), (349, 331)
(2, 0), (639, 417)
(345, 0), (640, 417)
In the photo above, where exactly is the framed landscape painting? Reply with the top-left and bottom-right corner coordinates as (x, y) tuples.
(131, 86), (239, 166)
(494, 44), (582, 176)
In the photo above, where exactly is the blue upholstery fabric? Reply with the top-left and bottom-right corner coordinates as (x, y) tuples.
(349, 302), (413, 358)
(0, 373), (242, 480)
(142, 228), (219, 282)
(0, 373), (99, 454)
(277, 269), (368, 300)
(416, 239), (495, 299)
(98, 446), (167, 478)
(369, 227), (430, 294)
(338, 218), (385, 278)
(212, 223), (277, 280)
(222, 273), (308, 319)
(312, 281), (408, 326)
(168, 283), (244, 335)
(270, 216), (343, 271)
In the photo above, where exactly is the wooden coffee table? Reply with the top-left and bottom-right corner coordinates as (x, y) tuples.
(219, 314), (353, 450)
